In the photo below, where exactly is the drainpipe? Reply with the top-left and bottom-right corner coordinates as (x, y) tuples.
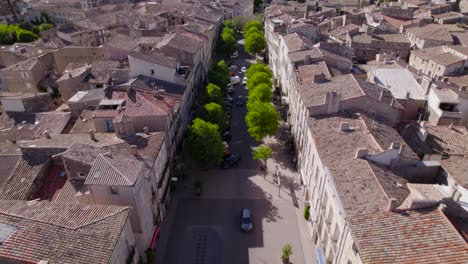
(335, 221), (348, 264)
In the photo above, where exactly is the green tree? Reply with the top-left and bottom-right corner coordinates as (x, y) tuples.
(246, 63), (272, 79)
(17, 30), (38, 42)
(247, 71), (272, 90)
(243, 20), (262, 35)
(209, 60), (230, 88)
(39, 23), (53, 32)
(189, 118), (224, 168)
(244, 27), (260, 39)
(223, 19), (236, 30)
(245, 32), (266, 57)
(32, 26), (40, 35)
(206, 83), (224, 105)
(252, 145), (273, 177)
(245, 101), (279, 141)
(200, 103), (227, 131)
(219, 27), (237, 57)
(249, 83), (272, 103)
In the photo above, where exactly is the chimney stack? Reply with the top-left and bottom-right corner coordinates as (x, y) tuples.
(387, 198), (398, 211)
(143, 127), (149, 134)
(379, 90), (384, 101)
(89, 129), (96, 141)
(339, 122), (350, 132)
(390, 99), (396, 107)
(448, 123), (453, 130)
(130, 145), (138, 156)
(43, 130), (51, 139)
(304, 55), (311, 65)
(398, 144), (406, 155)
(450, 185), (462, 202)
(354, 148), (368, 159)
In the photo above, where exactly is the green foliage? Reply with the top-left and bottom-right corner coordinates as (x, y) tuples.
(206, 83), (224, 105)
(146, 249), (155, 263)
(245, 31), (266, 56)
(39, 23), (53, 32)
(19, 21), (32, 31)
(41, 12), (53, 24)
(245, 101), (279, 141)
(281, 244), (293, 260)
(247, 71), (272, 90)
(303, 205), (310, 220)
(219, 27), (237, 57)
(189, 118), (224, 168)
(243, 20), (262, 35)
(254, 0), (263, 10)
(18, 30), (38, 42)
(209, 60), (230, 88)
(200, 103), (227, 131)
(252, 145), (273, 162)
(0, 23), (38, 44)
(249, 83), (272, 103)
(246, 63), (272, 79)
(223, 19), (236, 30)
(245, 27), (260, 38)
(32, 26), (39, 35)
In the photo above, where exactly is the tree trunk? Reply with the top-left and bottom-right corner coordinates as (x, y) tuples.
(6, 0), (18, 23)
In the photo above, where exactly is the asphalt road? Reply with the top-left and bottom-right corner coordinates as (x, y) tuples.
(160, 41), (307, 264)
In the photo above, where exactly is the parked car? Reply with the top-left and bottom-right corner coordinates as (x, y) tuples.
(241, 66), (247, 73)
(222, 131), (232, 141)
(223, 153), (241, 168)
(242, 77), (247, 85)
(229, 65), (238, 71)
(240, 208), (253, 232)
(230, 76), (240, 85)
(230, 51), (238, 59)
(227, 87), (235, 94)
(236, 95), (244, 106)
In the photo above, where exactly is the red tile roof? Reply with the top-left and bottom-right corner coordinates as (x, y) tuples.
(349, 208), (468, 264)
(0, 200), (131, 264)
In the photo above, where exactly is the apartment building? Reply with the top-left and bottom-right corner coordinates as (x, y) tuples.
(409, 45), (468, 78)
(405, 24), (454, 49)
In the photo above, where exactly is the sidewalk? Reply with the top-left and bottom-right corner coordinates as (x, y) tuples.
(263, 122), (317, 264)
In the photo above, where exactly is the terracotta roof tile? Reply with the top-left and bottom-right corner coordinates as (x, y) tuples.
(0, 200), (131, 264)
(349, 208), (468, 264)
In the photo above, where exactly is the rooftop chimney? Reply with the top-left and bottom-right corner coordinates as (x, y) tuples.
(379, 90), (384, 101)
(304, 55), (311, 65)
(387, 198), (398, 211)
(450, 185), (461, 202)
(398, 144), (406, 155)
(339, 122), (350, 132)
(390, 99), (396, 107)
(448, 123), (453, 130)
(143, 127), (149, 134)
(43, 130), (51, 139)
(130, 145), (138, 156)
(354, 148), (368, 159)
(89, 129), (96, 141)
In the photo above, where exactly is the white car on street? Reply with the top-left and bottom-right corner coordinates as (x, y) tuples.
(242, 77), (247, 85)
(241, 66), (247, 73)
(230, 76), (240, 85)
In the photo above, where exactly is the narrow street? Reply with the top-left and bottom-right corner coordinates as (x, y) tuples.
(155, 39), (315, 264)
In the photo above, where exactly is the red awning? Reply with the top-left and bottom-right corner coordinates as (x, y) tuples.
(150, 226), (160, 249)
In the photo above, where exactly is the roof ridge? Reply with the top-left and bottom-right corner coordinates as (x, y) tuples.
(99, 154), (134, 185)
(0, 202), (131, 230)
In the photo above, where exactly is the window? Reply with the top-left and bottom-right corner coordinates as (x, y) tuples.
(110, 186), (119, 195)
(151, 69), (155, 75)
